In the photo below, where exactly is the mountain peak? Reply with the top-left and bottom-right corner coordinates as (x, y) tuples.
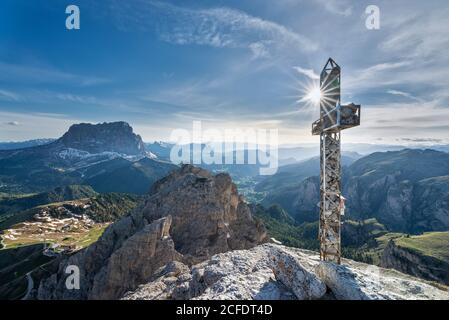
(37, 165), (267, 299)
(59, 121), (145, 155)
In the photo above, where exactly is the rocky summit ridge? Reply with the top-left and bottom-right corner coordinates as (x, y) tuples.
(58, 121), (146, 155)
(36, 165), (449, 300)
(123, 242), (449, 300)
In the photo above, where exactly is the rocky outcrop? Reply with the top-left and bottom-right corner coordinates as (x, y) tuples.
(141, 165), (267, 264)
(37, 165), (267, 299)
(58, 121), (146, 155)
(123, 244), (327, 300)
(123, 244), (449, 300)
(38, 216), (180, 300)
(381, 240), (449, 286)
(316, 259), (448, 300)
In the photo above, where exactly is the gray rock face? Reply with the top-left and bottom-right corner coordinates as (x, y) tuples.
(123, 244), (326, 300)
(38, 216), (180, 300)
(59, 121), (146, 155)
(381, 240), (449, 286)
(260, 149), (449, 233)
(37, 165), (267, 299)
(142, 165), (267, 264)
(124, 244), (449, 300)
(316, 259), (449, 300)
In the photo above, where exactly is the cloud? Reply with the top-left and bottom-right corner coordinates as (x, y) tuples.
(0, 62), (110, 87)
(0, 89), (21, 102)
(0, 111), (82, 141)
(293, 66), (319, 80)
(400, 138), (443, 143)
(107, 1), (318, 57)
(314, 0), (352, 16)
(387, 90), (422, 102)
(345, 61), (413, 91)
(380, 6), (449, 59)
(248, 42), (270, 59)
(343, 99), (449, 144)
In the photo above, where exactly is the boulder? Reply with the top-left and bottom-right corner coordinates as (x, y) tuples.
(316, 259), (449, 300)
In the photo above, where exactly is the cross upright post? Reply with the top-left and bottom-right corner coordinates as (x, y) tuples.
(312, 58), (361, 264)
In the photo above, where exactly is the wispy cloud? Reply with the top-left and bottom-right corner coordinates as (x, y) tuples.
(107, 0), (318, 57)
(293, 66), (319, 80)
(387, 90), (422, 102)
(380, 6), (449, 59)
(345, 61), (413, 91)
(0, 62), (110, 87)
(0, 111), (81, 141)
(248, 42), (270, 59)
(314, 0), (352, 16)
(0, 89), (21, 102)
(400, 138), (443, 143)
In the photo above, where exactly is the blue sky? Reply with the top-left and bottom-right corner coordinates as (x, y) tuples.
(1, 0), (449, 144)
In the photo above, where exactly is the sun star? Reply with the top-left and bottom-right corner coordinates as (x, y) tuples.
(305, 85), (322, 105)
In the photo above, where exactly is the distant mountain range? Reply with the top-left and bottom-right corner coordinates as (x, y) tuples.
(0, 122), (177, 194)
(260, 149), (449, 234)
(0, 139), (55, 150)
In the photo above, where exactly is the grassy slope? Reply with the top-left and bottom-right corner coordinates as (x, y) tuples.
(0, 185), (98, 216)
(0, 192), (140, 231)
(394, 231), (449, 263)
(0, 190), (138, 298)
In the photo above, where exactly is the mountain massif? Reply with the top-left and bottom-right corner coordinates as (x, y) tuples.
(260, 149), (449, 234)
(0, 122), (176, 194)
(59, 122), (145, 155)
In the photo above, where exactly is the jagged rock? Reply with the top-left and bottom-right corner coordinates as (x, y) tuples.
(139, 165), (267, 264)
(38, 216), (180, 300)
(121, 261), (191, 300)
(37, 165), (267, 299)
(123, 244), (449, 301)
(123, 244), (327, 300)
(270, 245), (326, 299)
(316, 259), (449, 300)
(59, 121), (146, 155)
(381, 240), (449, 286)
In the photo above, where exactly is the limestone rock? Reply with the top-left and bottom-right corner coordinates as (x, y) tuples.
(381, 240), (449, 286)
(270, 245), (327, 300)
(123, 244), (327, 300)
(59, 121), (146, 155)
(121, 261), (191, 300)
(123, 244), (449, 301)
(316, 259), (449, 300)
(37, 165), (267, 299)
(38, 216), (180, 300)
(140, 164), (267, 264)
